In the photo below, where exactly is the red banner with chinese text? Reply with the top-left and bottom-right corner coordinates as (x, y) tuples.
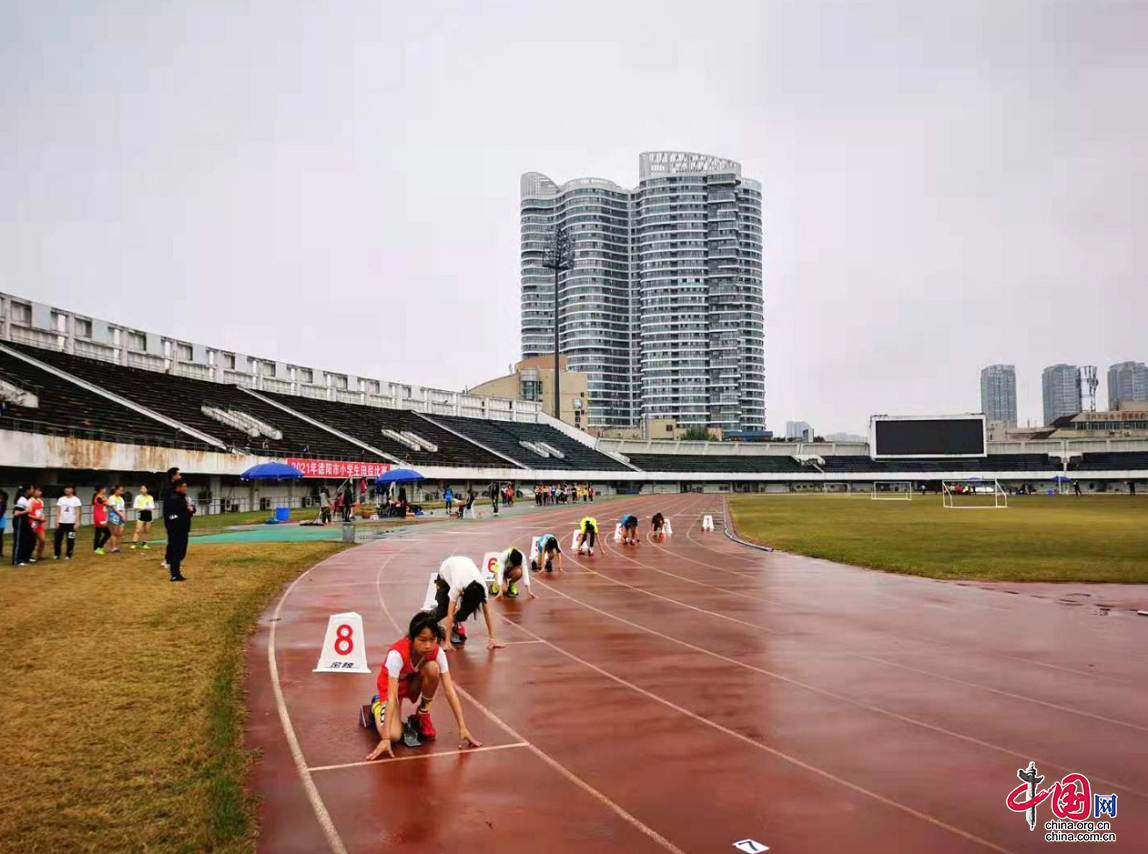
(286, 459), (392, 479)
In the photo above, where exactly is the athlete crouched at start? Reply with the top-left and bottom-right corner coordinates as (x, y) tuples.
(428, 555), (504, 649)
(620, 514), (640, 546)
(652, 512), (667, 538)
(576, 516), (598, 556)
(363, 611), (481, 759)
(530, 534), (564, 573)
(490, 546), (536, 600)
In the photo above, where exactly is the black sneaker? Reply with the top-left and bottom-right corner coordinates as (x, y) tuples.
(170, 575), (187, 582)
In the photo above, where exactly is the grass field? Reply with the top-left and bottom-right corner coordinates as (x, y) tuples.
(0, 539), (345, 854)
(728, 494), (1148, 583)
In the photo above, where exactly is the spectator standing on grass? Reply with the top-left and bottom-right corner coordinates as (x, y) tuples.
(30, 486), (47, 561)
(132, 485), (154, 549)
(54, 486), (82, 560)
(11, 486), (35, 566)
(589, 485), (594, 503)
(107, 485), (127, 554)
(92, 487), (111, 555)
(0, 489), (8, 559)
(164, 480), (194, 582)
(162, 467), (182, 570)
(444, 486), (453, 515)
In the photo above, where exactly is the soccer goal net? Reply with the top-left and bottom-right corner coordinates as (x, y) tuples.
(942, 479), (1008, 509)
(872, 481), (913, 500)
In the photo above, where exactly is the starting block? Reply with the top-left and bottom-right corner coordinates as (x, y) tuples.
(701, 514), (715, 532)
(613, 523), (624, 542)
(421, 572), (438, 611)
(529, 536), (540, 559)
(570, 530), (581, 551)
(662, 518), (673, 536)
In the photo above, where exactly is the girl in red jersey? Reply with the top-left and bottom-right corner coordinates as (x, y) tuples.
(92, 487), (112, 554)
(364, 611), (481, 761)
(29, 486), (47, 561)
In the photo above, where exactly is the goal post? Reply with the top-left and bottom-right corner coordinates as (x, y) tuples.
(872, 481), (913, 500)
(942, 479), (1008, 509)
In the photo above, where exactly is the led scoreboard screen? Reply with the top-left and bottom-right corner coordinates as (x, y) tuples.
(870, 415), (987, 459)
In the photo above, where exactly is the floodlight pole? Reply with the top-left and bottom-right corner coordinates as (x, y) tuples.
(542, 226), (572, 421)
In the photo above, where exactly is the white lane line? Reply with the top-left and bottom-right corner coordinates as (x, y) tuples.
(499, 616), (1018, 854)
(372, 559), (687, 854)
(308, 742), (530, 772)
(268, 560), (358, 854)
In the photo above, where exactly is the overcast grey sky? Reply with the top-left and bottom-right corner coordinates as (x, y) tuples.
(2, 0), (1145, 433)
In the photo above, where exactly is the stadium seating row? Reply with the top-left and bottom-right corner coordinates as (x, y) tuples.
(3, 341), (1147, 476)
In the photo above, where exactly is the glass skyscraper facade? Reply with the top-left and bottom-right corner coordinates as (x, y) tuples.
(980, 364), (1017, 427)
(520, 152), (764, 432)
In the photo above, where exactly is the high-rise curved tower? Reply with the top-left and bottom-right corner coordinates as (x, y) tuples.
(521, 151), (765, 433)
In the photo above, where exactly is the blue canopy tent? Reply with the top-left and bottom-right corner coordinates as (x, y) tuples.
(242, 462), (305, 480)
(241, 462), (304, 522)
(377, 468), (425, 484)
(375, 468), (425, 509)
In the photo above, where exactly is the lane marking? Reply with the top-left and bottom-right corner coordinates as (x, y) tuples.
(372, 558), (687, 854)
(499, 615), (1018, 854)
(309, 742), (530, 772)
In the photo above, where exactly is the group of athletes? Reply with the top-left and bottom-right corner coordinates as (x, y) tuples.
(362, 510), (673, 759)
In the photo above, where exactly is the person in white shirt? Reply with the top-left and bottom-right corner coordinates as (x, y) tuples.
(107, 485), (127, 554)
(421, 555), (505, 650)
(132, 485), (155, 550)
(489, 546), (537, 601)
(53, 486), (83, 560)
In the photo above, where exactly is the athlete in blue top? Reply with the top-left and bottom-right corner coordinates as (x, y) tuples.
(620, 514), (639, 547)
(530, 533), (564, 573)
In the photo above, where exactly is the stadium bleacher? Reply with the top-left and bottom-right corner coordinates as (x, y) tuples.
(5, 343), (372, 460)
(818, 454), (1053, 474)
(0, 348), (193, 447)
(261, 392), (512, 468)
(431, 415), (631, 471)
(626, 453), (806, 474)
(5, 342), (1147, 481)
(1076, 452), (1148, 471)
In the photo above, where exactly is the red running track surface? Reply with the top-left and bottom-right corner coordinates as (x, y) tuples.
(246, 494), (1148, 853)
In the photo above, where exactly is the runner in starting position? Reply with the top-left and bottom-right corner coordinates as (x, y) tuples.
(620, 514), (640, 546)
(651, 512), (667, 539)
(426, 555), (504, 649)
(530, 533), (564, 573)
(576, 516), (598, 556)
(490, 546), (536, 600)
(363, 611), (481, 759)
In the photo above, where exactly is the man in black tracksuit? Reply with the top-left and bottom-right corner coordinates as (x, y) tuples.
(162, 467), (182, 570)
(164, 480), (194, 582)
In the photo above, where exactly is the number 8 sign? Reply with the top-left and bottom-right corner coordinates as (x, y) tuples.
(314, 611), (370, 673)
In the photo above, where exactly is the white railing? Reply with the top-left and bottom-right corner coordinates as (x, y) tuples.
(260, 377), (292, 394)
(173, 362), (212, 381)
(127, 352), (164, 371)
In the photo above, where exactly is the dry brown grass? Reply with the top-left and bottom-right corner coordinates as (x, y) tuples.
(0, 540), (344, 853)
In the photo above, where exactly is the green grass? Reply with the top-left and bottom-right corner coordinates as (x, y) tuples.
(0, 540), (346, 853)
(728, 494), (1148, 582)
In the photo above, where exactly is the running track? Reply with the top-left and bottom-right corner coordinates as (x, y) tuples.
(246, 494), (1148, 853)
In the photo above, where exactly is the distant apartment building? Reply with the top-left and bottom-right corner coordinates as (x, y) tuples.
(1042, 364), (1082, 425)
(1108, 361), (1148, 407)
(979, 364), (1017, 427)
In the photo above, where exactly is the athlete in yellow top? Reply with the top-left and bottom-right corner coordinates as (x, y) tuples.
(132, 485), (156, 550)
(577, 516), (598, 556)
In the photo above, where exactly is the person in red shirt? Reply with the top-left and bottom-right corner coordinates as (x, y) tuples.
(29, 487), (47, 561)
(92, 487), (111, 555)
(363, 611), (481, 760)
